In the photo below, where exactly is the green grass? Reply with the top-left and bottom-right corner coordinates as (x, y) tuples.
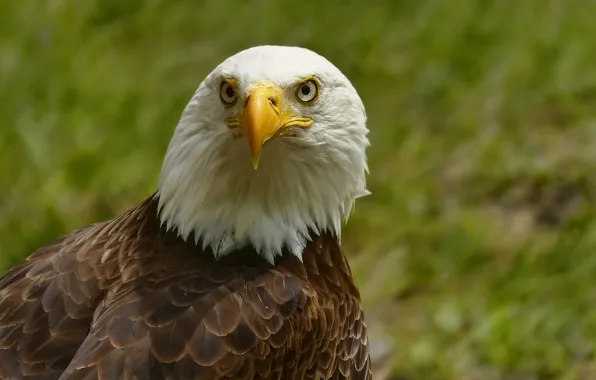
(3, 1), (596, 378)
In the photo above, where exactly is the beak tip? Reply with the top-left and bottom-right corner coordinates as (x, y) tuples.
(249, 144), (261, 169)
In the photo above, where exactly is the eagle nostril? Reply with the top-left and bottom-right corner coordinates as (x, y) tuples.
(268, 97), (277, 107)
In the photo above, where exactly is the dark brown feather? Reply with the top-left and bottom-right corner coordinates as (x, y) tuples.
(0, 196), (371, 379)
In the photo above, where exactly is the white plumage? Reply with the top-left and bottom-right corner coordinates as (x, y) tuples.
(157, 45), (370, 263)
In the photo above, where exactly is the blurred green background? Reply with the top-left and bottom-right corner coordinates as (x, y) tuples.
(2, 1), (596, 379)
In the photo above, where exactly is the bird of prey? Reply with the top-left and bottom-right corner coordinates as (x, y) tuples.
(0, 45), (372, 380)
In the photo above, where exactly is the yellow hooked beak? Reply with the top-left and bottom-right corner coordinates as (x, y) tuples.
(243, 85), (313, 169)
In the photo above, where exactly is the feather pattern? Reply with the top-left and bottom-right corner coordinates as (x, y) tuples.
(0, 196), (371, 380)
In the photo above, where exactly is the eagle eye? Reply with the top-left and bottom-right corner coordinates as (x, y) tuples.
(220, 81), (238, 105)
(296, 78), (319, 104)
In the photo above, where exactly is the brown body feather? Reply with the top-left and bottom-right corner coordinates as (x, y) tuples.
(0, 196), (371, 380)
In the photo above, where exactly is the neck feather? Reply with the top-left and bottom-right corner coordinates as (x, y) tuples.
(156, 133), (368, 264)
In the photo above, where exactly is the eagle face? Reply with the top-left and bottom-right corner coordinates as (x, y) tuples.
(158, 46), (370, 263)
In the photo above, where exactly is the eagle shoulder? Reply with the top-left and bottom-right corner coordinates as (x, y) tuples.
(0, 224), (120, 379)
(0, 200), (156, 379)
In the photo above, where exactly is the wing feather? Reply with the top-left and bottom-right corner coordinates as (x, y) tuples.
(0, 202), (155, 380)
(58, 267), (308, 380)
(0, 232), (104, 379)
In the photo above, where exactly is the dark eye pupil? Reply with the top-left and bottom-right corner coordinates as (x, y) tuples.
(301, 85), (311, 96)
(225, 86), (235, 98)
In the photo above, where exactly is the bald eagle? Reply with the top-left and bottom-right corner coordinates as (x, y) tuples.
(0, 46), (372, 380)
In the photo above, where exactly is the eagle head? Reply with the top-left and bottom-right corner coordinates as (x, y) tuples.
(157, 45), (369, 263)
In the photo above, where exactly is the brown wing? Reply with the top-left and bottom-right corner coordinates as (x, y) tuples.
(58, 265), (309, 380)
(298, 235), (372, 380)
(334, 297), (371, 379)
(0, 225), (120, 380)
(0, 200), (153, 380)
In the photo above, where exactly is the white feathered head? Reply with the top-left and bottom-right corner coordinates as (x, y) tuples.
(158, 45), (369, 263)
